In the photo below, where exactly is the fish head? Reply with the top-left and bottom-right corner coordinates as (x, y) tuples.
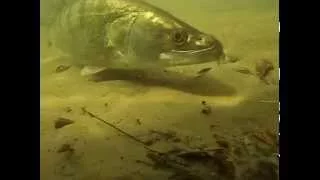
(159, 28), (225, 66)
(127, 11), (225, 67)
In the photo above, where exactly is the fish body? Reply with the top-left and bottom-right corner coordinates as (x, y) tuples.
(47, 0), (225, 74)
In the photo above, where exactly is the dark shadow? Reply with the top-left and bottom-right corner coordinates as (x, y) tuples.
(90, 69), (237, 96)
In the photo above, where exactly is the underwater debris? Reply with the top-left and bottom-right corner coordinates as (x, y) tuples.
(235, 129), (278, 158)
(209, 124), (218, 131)
(55, 164), (76, 177)
(240, 159), (278, 180)
(200, 100), (212, 115)
(201, 105), (212, 115)
(232, 67), (254, 75)
(55, 151), (85, 177)
(55, 65), (71, 73)
(135, 159), (153, 166)
(144, 139), (157, 146)
(197, 67), (212, 74)
(194, 67), (213, 78)
(114, 119), (123, 125)
(64, 107), (72, 113)
(241, 129), (277, 153)
(54, 117), (74, 129)
(265, 129), (277, 139)
(140, 147), (236, 180)
(134, 126), (278, 180)
(180, 135), (208, 150)
(143, 130), (181, 146)
(138, 138), (278, 180)
(57, 143), (74, 154)
(224, 55), (240, 63)
(251, 131), (275, 147)
(172, 137), (182, 143)
(255, 59), (274, 82)
(248, 129), (278, 157)
(213, 135), (231, 153)
(150, 130), (178, 141)
(80, 106), (87, 115)
(136, 118), (142, 125)
(216, 140), (230, 150)
(212, 133), (224, 140)
(82, 107), (152, 147)
(81, 110), (278, 179)
(233, 146), (244, 157)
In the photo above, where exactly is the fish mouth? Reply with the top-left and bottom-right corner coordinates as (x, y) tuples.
(158, 43), (224, 67)
(170, 45), (217, 55)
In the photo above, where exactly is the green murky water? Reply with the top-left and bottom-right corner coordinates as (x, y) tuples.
(40, 0), (278, 179)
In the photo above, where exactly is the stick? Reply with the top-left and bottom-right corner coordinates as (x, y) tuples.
(81, 107), (160, 153)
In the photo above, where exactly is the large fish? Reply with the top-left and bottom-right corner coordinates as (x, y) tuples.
(45, 0), (226, 76)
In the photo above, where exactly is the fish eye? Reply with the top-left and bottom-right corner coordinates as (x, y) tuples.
(172, 29), (188, 45)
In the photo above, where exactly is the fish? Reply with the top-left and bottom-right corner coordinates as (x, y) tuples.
(46, 0), (225, 76)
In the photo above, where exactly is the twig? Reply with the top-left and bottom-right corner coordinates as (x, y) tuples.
(81, 107), (161, 153)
